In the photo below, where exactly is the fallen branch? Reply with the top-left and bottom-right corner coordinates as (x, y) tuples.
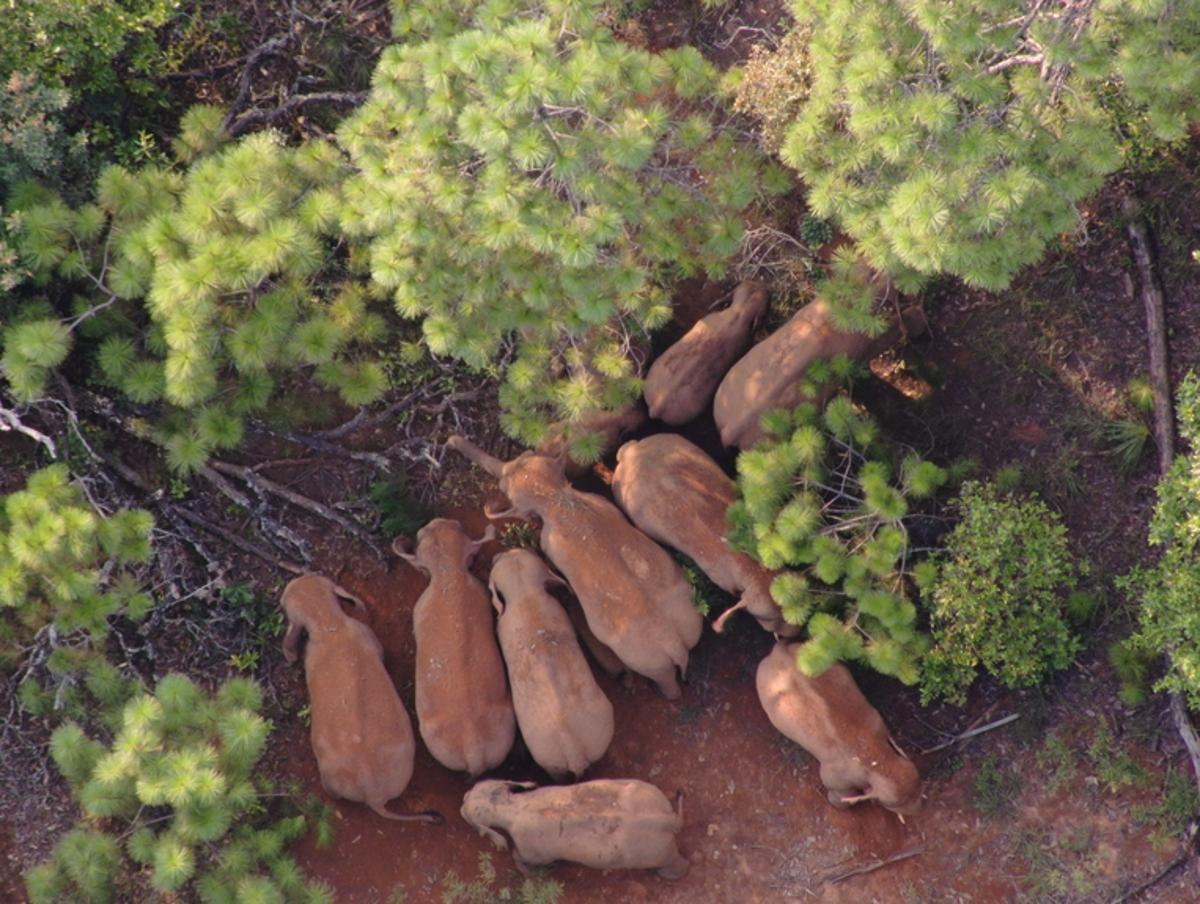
(919, 713), (1020, 754)
(824, 846), (925, 884)
(1171, 693), (1200, 806)
(1124, 196), (1175, 472)
(316, 386), (427, 440)
(208, 459), (381, 552)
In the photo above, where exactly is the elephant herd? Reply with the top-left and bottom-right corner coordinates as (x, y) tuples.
(280, 283), (923, 879)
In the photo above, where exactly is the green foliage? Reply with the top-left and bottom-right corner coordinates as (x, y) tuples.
(1035, 733), (1076, 795)
(672, 551), (733, 618)
(1132, 768), (1200, 847)
(0, 73), (85, 190)
(1126, 374), (1156, 414)
(728, 396), (947, 684)
(0, 465), (153, 665)
(368, 476), (434, 539)
(766, 0), (1200, 293)
(339, 0), (779, 445)
(1086, 722), (1148, 793)
(1097, 417), (1150, 477)
(921, 481), (1081, 705)
(438, 852), (562, 904)
(971, 753), (1020, 818)
(1108, 637), (1153, 707)
(6, 121), (387, 470)
(0, 0), (180, 92)
(1122, 371), (1200, 709)
(28, 674), (330, 904)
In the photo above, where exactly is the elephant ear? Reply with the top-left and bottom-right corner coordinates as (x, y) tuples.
(476, 824), (508, 850)
(466, 524), (496, 562)
(392, 535), (429, 576)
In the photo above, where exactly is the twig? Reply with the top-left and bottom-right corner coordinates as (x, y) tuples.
(208, 459), (381, 552)
(170, 506), (305, 576)
(824, 846), (925, 884)
(1170, 693), (1200, 805)
(919, 713), (1020, 754)
(0, 403), (58, 458)
(317, 386), (427, 440)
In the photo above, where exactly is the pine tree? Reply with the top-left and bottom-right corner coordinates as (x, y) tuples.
(4, 108), (388, 472)
(338, 0), (784, 445)
(754, 1), (1200, 294)
(27, 674), (333, 904)
(0, 464), (153, 670)
(727, 373), (948, 684)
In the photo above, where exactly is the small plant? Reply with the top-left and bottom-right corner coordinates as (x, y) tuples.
(1108, 638), (1153, 707)
(439, 852), (562, 904)
(971, 753), (1021, 818)
(498, 521), (540, 551)
(1126, 375), (1156, 413)
(1133, 768), (1200, 848)
(1098, 417), (1150, 477)
(1035, 734), (1077, 795)
(728, 390), (949, 683)
(367, 477), (434, 539)
(672, 551), (732, 618)
(25, 674), (332, 903)
(1087, 722), (1149, 793)
(798, 215), (834, 249)
(921, 481), (1082, 705)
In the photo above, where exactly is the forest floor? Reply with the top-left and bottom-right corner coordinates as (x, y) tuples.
(4, 1), (1200, 902)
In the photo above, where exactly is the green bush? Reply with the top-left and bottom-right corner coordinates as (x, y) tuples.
(0, 465), (153, 667)
(1, 73), (85, 191)
(758, 1), (1200, 295)
(921, 481), (1082, 705)
(26, 674), (332, 904)
(728, 385), (948, 683)
(1121, 371), (1200, 709)
(339, 0), (785, 444)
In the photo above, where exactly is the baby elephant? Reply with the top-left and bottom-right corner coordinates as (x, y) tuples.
(461, 779), (689, 879)
(397, 519), (516, 776)
(756, 642), (921, 817)
(490, 549), (614, 779)
(281, 575), (439, 823)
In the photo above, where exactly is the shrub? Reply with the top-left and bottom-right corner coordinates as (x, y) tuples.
(1121, 371), (1200, 709)
(26, 674), (332, 904)
(1, 72), (85, 190)
(0, 465), (153, 668)
(921, 481), (1082, 705)
(339, 0), (786, 444)
(728, 384), (948, 684)
(731, 26), (812, 154)
(760, 1), (1200, 294)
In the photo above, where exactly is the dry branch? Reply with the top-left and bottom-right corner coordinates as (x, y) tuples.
(823, 846), (925, 884)
(1124, 196), (1175, 473)
(919, 713), (1020, 754)
(208, 459), (381, 552)
(0, 402), (58, 459)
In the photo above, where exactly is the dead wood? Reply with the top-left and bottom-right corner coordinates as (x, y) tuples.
(918, 713), (1020, 755)
(0, 402), (58, 459)
(1124, 196), (1175, 472)
(823, 846), (925, 884)
(208, 459), (381, 552)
